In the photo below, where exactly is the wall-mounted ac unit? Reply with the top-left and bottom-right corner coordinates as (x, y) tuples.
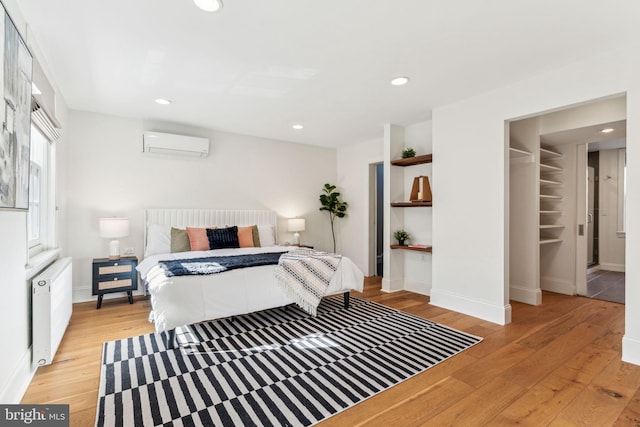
(142, 131), (209, 158)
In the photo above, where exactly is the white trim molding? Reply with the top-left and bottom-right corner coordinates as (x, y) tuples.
(623, 335), (640, 366)
(430, 288), (512, 325)
(404, 279), (431, 296)
(541, 276), (575, 295)
(0, 348), (35, 403)
(509, 283), (542, 305)
(599, 263), (625, 273)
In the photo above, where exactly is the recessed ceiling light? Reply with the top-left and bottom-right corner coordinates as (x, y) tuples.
(292, 124), (304, 130)
(194, 0), (223, 12)
(390, 76), (410, 86)
(601, 128), (614, 133)
(155, 98), (172, 105)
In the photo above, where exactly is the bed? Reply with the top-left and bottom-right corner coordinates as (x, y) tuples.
(138, 209), (364, 347)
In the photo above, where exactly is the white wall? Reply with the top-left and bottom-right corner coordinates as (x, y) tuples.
(336, 137), (383, 273)
(0, 0), (69, 403)
(430, 47), (640, 364)
(599, 149), (626, 271)
(63, 111), (338, 301)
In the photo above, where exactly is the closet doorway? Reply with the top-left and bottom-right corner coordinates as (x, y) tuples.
(583, 141), (626, 304)
(508, 95), (626, 306)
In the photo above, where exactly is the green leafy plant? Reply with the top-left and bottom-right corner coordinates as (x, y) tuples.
(394, 229), (409, 244)
(319, 183), (348, 253)
(401, 148), (416, 158)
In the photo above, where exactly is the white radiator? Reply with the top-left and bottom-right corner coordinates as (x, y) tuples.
(32, 257), (73, 368)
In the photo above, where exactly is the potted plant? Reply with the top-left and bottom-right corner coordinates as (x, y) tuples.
(319, 183), (348, 253)
(401, 148), (416, 158)
(394, 229), (409, 246)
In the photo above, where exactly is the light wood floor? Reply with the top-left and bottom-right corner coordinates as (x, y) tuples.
(22, 277), (640, 426)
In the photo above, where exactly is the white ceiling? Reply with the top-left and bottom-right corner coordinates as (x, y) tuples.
(16, 0), (640, 148)
(541, 120), (626, 147)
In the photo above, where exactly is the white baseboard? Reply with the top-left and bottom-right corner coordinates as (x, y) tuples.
(510, 284), (542, 305)
(0, 347), (36, 403)
(430, 288), (512, 325)
(623, 335), (640, 366)
(404, 279), (431, 296)
(381, 278), (404, 293)
(599, 263), (625, 273)
(541, 276), (575, 295)
(587, 265), (601, 274)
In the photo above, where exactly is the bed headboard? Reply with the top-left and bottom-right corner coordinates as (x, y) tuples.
(144, 208), (278, 248)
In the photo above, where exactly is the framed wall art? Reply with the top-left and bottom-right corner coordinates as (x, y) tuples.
(0, 4), (32, 210)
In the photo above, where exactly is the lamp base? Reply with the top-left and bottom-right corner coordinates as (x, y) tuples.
(293, 232), (300, 245)
(108, 239), (121, 260)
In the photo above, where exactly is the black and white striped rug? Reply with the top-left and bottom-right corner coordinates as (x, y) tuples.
(96, 297), (481, 426)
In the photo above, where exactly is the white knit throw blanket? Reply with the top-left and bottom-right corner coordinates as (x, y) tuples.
(274, 249), (342, 316)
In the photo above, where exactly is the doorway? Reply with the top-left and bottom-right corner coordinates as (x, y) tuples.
(582, 142), (626, 304)
(508, 95), (626, 305)
(368, 162), (384, 277)
(376, 163), (384, 276)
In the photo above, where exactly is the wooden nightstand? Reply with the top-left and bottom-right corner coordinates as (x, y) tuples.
(92, 256), (138, 309)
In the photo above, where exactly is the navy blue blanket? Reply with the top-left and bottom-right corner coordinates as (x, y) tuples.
(159, 252), (287, 277)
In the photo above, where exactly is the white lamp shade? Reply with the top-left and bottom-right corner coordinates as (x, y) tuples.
(99, 218), (129, 238)
(194, 0), (223, 12)
(288, 218), (306, 232)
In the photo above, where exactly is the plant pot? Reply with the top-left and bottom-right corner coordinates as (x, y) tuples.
(398, 240), (405, 246)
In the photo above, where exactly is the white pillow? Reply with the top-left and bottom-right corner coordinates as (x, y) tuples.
(145, 224), (171, 257)
(258, 225), (276, 246)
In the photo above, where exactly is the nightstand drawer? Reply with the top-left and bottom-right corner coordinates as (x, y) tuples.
(99, 264), (132, 275)
(98, 278), (132, 291)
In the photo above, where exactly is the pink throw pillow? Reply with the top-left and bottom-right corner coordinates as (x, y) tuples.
(186, 227), (210, 251)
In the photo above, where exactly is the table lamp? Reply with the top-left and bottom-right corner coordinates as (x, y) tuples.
(99, 217), (129, 260)
(288, 218), (306, 246)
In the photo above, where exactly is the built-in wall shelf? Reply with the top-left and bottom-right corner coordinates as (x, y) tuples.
(391, 201), (432, 207)
(390, 245), (432, 253)
(540, 178), (562, 185)
(540, 225), (565, 229)
(390, 154), (433, 167)
(509, 147), (533, 160)
(540, 194), (563, 200)
(540, 163), (563, 172)
(540, 238), (562, 245)
(540, 147), (563, 158)
(540, 210), (562, 214)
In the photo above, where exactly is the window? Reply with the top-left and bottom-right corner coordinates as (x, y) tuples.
(27, 125), (52, 256)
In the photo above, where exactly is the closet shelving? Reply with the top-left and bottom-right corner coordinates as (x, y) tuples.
(509, 147), (533, 160)
(390, 153), (433, 252)
(539, 146), (564, 245)
(540, 238), (563, 245)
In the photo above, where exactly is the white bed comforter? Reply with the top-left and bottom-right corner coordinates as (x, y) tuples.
(138, 246), (364, 333)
